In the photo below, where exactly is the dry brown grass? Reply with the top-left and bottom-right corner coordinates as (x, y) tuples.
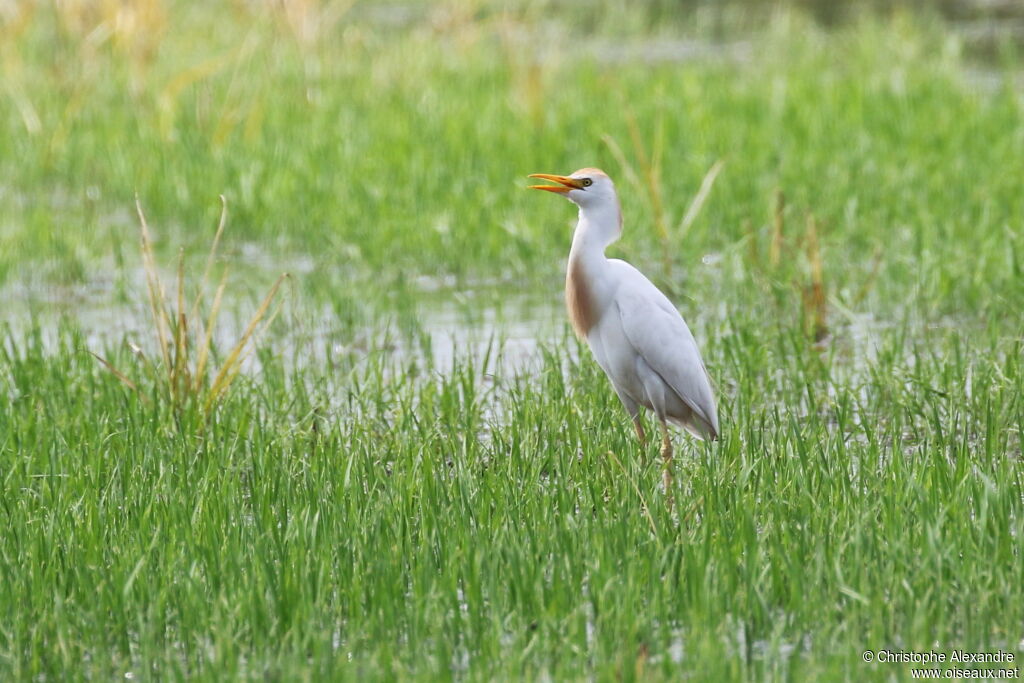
(93, 196), (288, 416)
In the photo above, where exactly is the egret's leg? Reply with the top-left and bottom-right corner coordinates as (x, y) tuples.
(615, 390), (646, 446)
(659, 419), (673, 493)
(633, 415), (647, 446)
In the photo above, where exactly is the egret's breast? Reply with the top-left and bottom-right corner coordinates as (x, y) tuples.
(565, 258), (599, 338)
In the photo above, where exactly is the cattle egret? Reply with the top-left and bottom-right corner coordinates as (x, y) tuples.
(528, 168), (719, 489)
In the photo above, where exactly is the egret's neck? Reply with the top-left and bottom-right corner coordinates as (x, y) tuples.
(569, 203), (622, 270)
(564, 199), (622, 337)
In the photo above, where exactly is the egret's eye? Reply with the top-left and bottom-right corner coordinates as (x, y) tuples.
(581, 178), (593, 188)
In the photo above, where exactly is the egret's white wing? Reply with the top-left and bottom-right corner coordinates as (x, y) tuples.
(609, 260), (719, 438)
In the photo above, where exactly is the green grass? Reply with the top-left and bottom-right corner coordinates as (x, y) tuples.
(1, 1), (1024, 680)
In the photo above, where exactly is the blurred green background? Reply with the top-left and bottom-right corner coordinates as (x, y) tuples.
(3, 0), (1022, 313)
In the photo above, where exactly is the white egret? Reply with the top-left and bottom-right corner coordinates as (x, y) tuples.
(528, 168), (719, 488)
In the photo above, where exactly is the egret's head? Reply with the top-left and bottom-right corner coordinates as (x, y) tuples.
(528, 168), (617, 211)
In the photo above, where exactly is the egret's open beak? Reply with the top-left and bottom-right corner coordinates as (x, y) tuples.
(528, 173), (584, 194)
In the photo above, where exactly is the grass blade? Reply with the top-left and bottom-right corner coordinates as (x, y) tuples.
(89, 351), (149, 403)
(189, 195), (228, 325)
(770, 189), (785, 267)
(136, 197), (172, 372)
(205, 273), (289, 413)
(194, 268), (229, 394)
(677, 159), (725, 239)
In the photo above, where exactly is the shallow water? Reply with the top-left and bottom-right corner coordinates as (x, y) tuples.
(0, 261), (569, 381)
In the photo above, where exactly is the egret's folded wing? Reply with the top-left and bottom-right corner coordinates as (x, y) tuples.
(613, 278), (719, 438)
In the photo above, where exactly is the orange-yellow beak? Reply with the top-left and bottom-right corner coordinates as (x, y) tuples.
(528, 173), (584, 194)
